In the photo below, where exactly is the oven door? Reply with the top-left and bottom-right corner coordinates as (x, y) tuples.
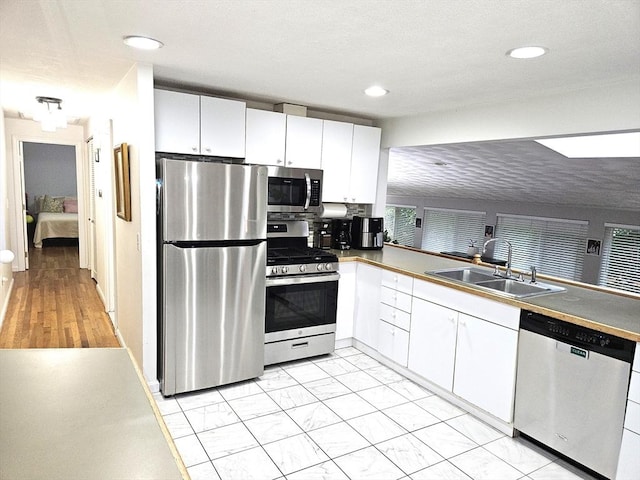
(265, 272), (339, 342)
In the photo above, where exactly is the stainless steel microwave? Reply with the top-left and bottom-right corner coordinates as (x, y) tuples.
(266, 166), (323, 213)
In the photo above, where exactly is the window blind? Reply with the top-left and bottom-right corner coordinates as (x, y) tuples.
(494, 214), (588, 281)
(598, 224), (640, 294)
(421, 208), (486, 253)
(384, 205), (416, 246)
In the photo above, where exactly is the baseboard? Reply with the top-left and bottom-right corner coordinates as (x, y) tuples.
(95, 283), (107, 310)
(335, 337), (353, 349)
(0, 278), (15, 331)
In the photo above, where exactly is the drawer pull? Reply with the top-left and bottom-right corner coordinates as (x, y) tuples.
(291, 342), (309, 349)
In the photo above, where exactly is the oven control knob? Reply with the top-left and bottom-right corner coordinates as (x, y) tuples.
(282, 266), (289, 274)
(299, 265), (306, 272)
(324, 263), (333, 271)
(317, 264), (324, 271)
(271, 267), (278, 275)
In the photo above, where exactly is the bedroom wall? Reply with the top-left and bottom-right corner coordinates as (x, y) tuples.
(23, 142), (77, 212)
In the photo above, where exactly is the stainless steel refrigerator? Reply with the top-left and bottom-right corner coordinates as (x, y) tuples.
(157, 158), (267, 396)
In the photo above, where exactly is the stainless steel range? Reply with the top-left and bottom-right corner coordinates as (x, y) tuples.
(265, 221), (339, 365)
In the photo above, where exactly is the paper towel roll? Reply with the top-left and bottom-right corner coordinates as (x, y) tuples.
(320, 203), (348, 218)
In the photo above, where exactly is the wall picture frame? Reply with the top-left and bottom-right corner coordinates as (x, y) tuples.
(586, 238), (602, 256)
(114, 143), (131, 221)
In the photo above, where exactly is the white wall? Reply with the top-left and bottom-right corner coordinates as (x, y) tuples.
(3, 119), (86, 271)
(110, 63), (157, 385)
(387, 194), (639, 285)
(379, 79), (640, 148)
(0, 112), (14, 327)
(85, 116), (116, 322)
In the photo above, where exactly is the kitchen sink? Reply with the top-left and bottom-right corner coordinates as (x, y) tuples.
(427, 267), (566, 299)
(430, 267), (497, 284)
(473, 278), (566, 298)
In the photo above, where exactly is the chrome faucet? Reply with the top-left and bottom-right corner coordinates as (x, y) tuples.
(483, 238), (513, 278)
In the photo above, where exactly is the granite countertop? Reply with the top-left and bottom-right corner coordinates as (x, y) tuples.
(334, 245), (640, 342)
(0, 348), (186, 480)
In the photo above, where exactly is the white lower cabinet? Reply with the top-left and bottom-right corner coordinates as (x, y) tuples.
(408, 298), (457, 391)
(453, 313), (518, 423)
(378, 320), (409, 367)
(335, 262), (356, 341)
(352, 263), (382, 350)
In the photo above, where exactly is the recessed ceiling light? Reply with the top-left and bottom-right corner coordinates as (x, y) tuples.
(123, 35), (164, 50)
(506, 46), (548, 59)
(535, 132), (640, 158)
(364, 86), (389, 97)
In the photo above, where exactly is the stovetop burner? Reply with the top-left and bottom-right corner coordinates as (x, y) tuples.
(266, 220), (339, 277)
(267, 247), (337, 265)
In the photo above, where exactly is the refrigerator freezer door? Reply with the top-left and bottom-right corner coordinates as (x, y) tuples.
(162, 242), (266, 395)
(161, 159), (267, 241)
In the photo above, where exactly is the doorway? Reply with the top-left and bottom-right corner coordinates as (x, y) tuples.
(23, 142), (79, 262)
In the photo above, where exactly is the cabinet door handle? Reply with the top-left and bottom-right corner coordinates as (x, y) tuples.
(191, 146), (198, 152)
(204, 147), (211, 153)
(277, 159), (283, 164)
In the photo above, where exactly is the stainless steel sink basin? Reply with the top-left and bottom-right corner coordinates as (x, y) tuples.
(473, 278), (566, 298)
(429, 267), (496, 284)
(428, 267), (566, 299)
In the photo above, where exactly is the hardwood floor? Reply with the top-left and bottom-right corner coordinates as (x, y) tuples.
(0, 245), (120, 348)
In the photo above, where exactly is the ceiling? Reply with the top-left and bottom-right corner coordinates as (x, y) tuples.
(388, 137), (640, 210)
(1, 0), (639, 209)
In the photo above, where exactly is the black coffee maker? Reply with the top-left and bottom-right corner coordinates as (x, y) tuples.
(330, 219), (352, 250)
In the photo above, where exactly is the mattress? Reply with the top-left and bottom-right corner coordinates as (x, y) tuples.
(33, 212), (79, 248)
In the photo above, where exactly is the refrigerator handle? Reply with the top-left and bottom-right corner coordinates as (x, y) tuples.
(156, 179), (162, 216)
(304, 173), (311, 211)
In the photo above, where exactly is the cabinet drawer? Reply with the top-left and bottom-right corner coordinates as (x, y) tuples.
(381, 270), (413, 295)
(629, 371), (640, 404)
(625, 399), (640, 435)
(380, 303), (411, 331)
(380, 286), (412, 313)
(413, 278), (519, 330)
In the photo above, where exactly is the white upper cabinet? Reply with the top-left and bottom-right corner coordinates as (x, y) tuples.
(245, 109), (286, 165)
(321, 120), (353, 202)
(321, 123), (381, 204)
(154, 89), (246, 158)
(285, 115), (323, 168)
(154, 90), (200, 154)
(200, 96), (246, 158)
(349, 125), (381, 204)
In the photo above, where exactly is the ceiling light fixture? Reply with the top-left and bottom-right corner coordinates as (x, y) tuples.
(506, 46), (548, 59)
(123, 35), (164, 50)
(364, 86), (389, 97)
(33, 96), (67, 132)
(535, 132), (640, 158)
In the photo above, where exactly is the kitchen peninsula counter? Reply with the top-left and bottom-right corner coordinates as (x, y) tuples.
(334, 245), (640, 342)
(0, 348), (186, 480)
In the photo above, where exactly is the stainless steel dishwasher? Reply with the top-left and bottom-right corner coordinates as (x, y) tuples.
(514, 310), (636, 479)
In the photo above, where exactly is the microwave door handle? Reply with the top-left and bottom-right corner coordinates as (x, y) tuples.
(304, 173), (311, 210)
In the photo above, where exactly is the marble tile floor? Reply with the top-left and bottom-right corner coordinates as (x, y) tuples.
(153, 347), (599, 480)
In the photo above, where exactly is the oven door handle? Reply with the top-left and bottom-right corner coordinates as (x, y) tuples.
(304, 173), (311, 210)
(266, 272), (340, 287)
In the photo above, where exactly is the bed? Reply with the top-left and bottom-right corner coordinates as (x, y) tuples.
(33, 212), (79, 248)
(32, 195), (79, 248)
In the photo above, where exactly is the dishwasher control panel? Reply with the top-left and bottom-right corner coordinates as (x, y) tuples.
(520, 310), (635, 363)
